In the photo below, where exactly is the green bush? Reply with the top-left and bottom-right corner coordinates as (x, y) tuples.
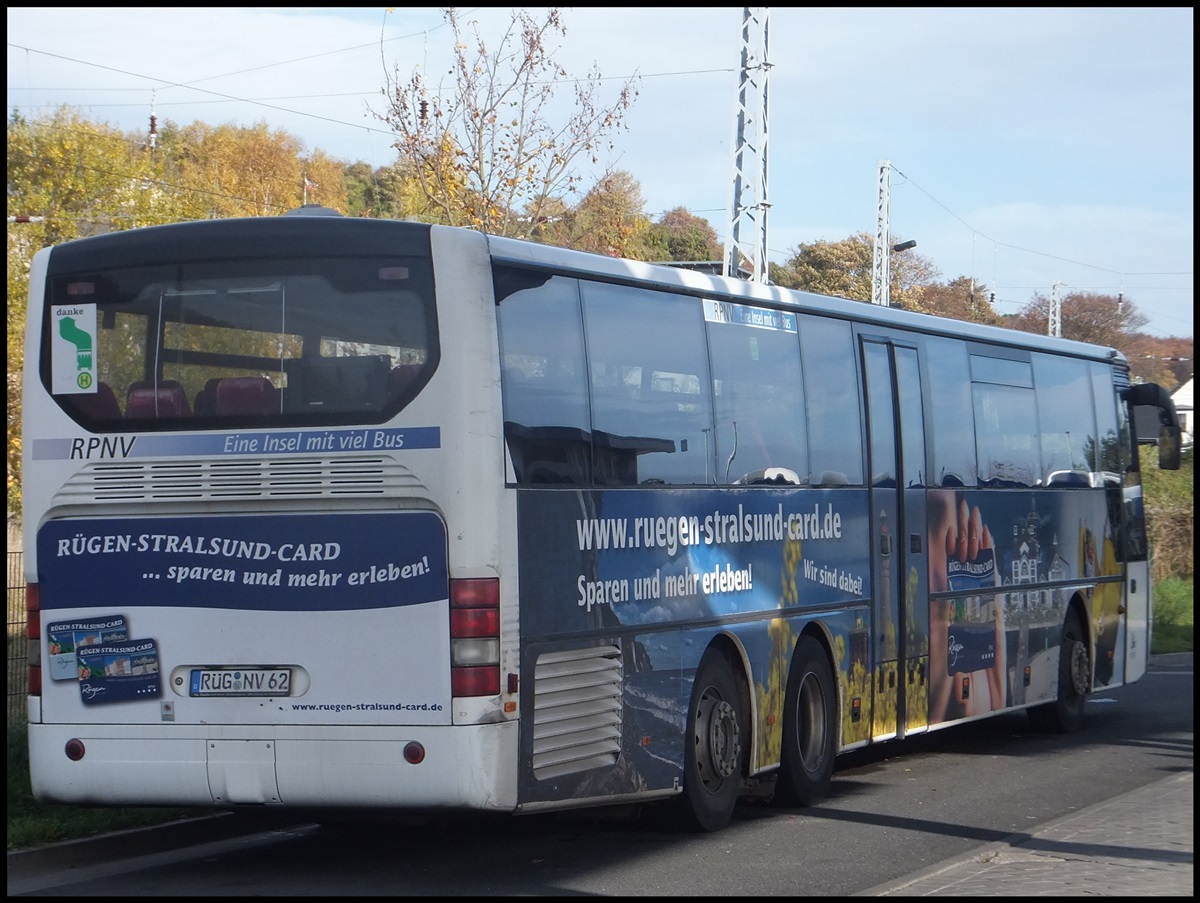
(1152, 575), (1194, 655)
(1143, 445), (1193, 582)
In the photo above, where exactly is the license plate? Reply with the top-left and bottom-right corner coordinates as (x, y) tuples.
(189, 668), (292, 697)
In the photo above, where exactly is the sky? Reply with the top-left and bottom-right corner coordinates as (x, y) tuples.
(7, 7), (1194, 339)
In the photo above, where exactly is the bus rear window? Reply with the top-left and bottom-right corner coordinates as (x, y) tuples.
(45, 257), (438, 430)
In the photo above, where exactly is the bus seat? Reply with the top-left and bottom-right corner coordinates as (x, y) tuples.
(389, 363), (423, 395)
(193, 378), (222, 416)
(127, 380), (188, 409)
(215, 377), (278, 416)
(126, 385), (192, 418)
(73, 381), (122, 419)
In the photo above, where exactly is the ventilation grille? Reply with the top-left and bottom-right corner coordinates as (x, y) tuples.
(54, 457), (424, 504)
(532, 644), (623, 780)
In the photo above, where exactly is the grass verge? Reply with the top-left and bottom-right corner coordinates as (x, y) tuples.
(7, 721), (203, 851)
(1150, 575), (1194, 655)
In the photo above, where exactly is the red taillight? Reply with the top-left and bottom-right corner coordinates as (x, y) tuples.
(450, 578), (499, 609)
(26, 583), (40, 638)
(27, 583), (41, 697)
(449, 577), (500, 697)
(450, 608), (499, 637)
(451, 666), (500, 697)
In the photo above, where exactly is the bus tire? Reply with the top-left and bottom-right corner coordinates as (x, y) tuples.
(670, 647), (745, 832)
(773, 635), (837, 807)
(1028, 610), (1089, 733)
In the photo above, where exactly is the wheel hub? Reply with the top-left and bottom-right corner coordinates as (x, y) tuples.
(1067, 638), (1089, 696)
(706, 699), (740, 779)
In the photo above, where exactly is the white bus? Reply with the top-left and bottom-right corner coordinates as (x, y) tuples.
(23, 208), (1181, 831)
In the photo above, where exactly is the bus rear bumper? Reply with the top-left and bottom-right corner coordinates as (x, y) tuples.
(28, 722), (519, 812)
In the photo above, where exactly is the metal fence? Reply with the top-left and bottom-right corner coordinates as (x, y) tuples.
(8, 550), (27, 722)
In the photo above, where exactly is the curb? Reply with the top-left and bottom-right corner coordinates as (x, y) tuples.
(6, 811), (281, 882)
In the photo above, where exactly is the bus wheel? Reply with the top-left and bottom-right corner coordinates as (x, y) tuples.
(1028, 610), (1089, 733)
(672, 647), (745, 832)
(774, 635), (836, 807)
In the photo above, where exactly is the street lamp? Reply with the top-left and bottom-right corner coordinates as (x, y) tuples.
(879, 240), (918, 308)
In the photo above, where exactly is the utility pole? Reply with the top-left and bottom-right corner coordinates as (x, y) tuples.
(1048, 282), (1062, 337)
(872, 160), (891, 305)
(724, 7), (771, 283)
(147, 93), (158, 153)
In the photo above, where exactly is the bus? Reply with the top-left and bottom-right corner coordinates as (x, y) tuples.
(22, 207), (1182, 832)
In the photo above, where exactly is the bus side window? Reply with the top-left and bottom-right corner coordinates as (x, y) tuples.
(925, 336), (977, 488)
(799, 316), (863, 486)
(496, 271), (593, 486)
(1033, 353), (1098, 485)
(708, 310), (808, 486)
(582, 282), (713, 486)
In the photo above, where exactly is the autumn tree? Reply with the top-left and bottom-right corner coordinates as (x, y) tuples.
(6, 106), (169, 512)
(652, 207), (723, 263)
(539, 170), (656, 257)
(344, 161), (417, 218)
(771, 231), (938, 310)
(1119, 333), (1193, 387)
(377, 7), (639, 236)
(168, 121), (346, 217)
(1152, 336), (1194, 388)
(1009, 290), (1147, 347)
(5, 108), (351, 515)
(916, 276), (1005, 327)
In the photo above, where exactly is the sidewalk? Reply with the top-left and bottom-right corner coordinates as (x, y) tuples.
(859, 770), (1193, 896)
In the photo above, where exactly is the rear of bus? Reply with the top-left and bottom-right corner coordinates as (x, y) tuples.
(22, 213), (521, 812)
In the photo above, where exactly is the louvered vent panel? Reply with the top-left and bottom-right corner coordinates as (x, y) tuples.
(532, 645), (623, 780)
(54, 457), (424, 505)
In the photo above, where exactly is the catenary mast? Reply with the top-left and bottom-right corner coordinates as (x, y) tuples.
(724, 8), (771, 283)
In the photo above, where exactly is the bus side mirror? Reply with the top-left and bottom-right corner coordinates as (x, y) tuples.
(1124, 382), (1182, 471)
(1158, 424), (1182, 471)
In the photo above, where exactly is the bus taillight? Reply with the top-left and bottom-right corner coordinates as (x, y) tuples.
(26, 582), (42, 697)
(450, 578), (500, 696)
(451, 607), (499, 636)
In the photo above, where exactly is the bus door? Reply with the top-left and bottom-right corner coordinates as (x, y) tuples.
(861, 339), (928, 741)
